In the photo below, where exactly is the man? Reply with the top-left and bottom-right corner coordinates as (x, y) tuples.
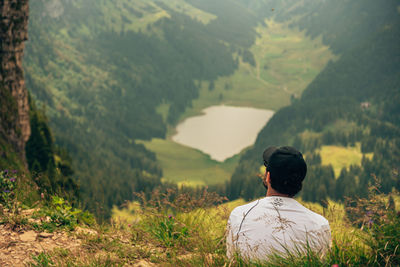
(226, 146), (331, 262)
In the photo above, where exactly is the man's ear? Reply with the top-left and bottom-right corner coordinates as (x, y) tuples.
(266, 171), (271, 184)
(263, 170), (269, 186)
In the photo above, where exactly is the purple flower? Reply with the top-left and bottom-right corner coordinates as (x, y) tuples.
(3, 190), (10, 193)
(168, 214), (173, 219)
(12, 170), (17, 174)
(368, 219), (374, 227)
(9, 178), (16, 182)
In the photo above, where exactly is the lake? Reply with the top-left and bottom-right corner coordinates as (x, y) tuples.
(172, 105), (274, 161)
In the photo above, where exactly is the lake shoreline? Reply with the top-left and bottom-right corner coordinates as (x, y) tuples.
(172, 105), (274, 162)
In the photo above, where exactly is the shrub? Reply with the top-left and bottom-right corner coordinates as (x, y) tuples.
(0, 169), (17, 208)
(346, 180), (400, 266)
(37, 196), (95, 231)
(136, 188), (227, 250)
(145, 214), (189, 247)
(28, 252), (54, 267)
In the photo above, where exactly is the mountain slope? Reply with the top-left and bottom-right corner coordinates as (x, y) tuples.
(229, 0), (400, 202)
(24, 0), (266, 217)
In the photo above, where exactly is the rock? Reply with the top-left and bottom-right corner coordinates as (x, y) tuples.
(134, 260), (157, 267)
(21, 208), (39, 216)
(28, 218), (37, 223)
(19, 231), (37, 242)
(75, 226), (97, 235)
(38, 232), (53, 238)
(0, 0), (31, 156)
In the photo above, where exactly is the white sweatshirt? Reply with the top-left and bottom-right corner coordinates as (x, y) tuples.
(226, 196), (331, 262)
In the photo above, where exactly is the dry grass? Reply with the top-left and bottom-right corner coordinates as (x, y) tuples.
(2, 184), (397, 266)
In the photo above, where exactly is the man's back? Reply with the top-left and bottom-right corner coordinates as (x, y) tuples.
(226, 196), (331, 261)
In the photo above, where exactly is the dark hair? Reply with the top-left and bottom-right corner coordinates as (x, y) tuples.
(264, 146), (307, 197)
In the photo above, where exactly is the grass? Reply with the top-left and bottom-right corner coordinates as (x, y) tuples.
(112, 201), (142, 225)
(136, 138), (240, 186)
(113, 196), (339, 242)
(100, 0), (217, 34)
(157, 0), (217, 25)
(3, 176), (398, 266)
(109, 186), (400, 266)
(323, 119), (359, 133)
(319, 143), (373, 177)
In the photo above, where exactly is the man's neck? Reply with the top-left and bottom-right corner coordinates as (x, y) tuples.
(266, 187), (291, 198)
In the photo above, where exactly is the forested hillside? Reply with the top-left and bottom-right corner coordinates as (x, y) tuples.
(24, 0), (268, 217)
(23, 0), (399, 217)
(229, 0), (400, 204)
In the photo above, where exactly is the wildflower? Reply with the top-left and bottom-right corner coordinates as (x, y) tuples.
(128, 224), (131, 227)
(9, 178), (16, 182)
(3, 190), (10, 193)
(168, 214), (173, 219)
(41, 193), (45, 199)
(12, 170), (17, 174)
(332, 265), (339, 267)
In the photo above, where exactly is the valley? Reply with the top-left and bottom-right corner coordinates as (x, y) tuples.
(140, 19), (334, 186)
(174, 19), (335, 121)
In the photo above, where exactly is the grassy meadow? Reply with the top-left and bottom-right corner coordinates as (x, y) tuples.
(99, 0), (217, 33)
(136, 138), (240, 186)
(318, 143), (373, 177)
(109, 187), (399, 266)
(138, 140), (372, 188)
(113, 194), (345, 238)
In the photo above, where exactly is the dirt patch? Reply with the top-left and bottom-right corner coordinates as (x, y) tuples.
(0, 225), (81, 266)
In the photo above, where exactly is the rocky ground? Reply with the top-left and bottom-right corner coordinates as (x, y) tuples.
(0, 225), (81, 266)
(0, 209), (157, 266)
(0, 225), (158, 266)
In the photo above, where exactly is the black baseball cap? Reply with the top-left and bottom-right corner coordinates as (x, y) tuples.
(262, 146), (307, 196)
(263, 146), (305, 168)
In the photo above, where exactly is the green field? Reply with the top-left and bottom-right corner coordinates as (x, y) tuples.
(100, 0), (217, 33)
(137, 138), (240, 186)
(140, 141), (374, 187)
(319, 144), (373, 177)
